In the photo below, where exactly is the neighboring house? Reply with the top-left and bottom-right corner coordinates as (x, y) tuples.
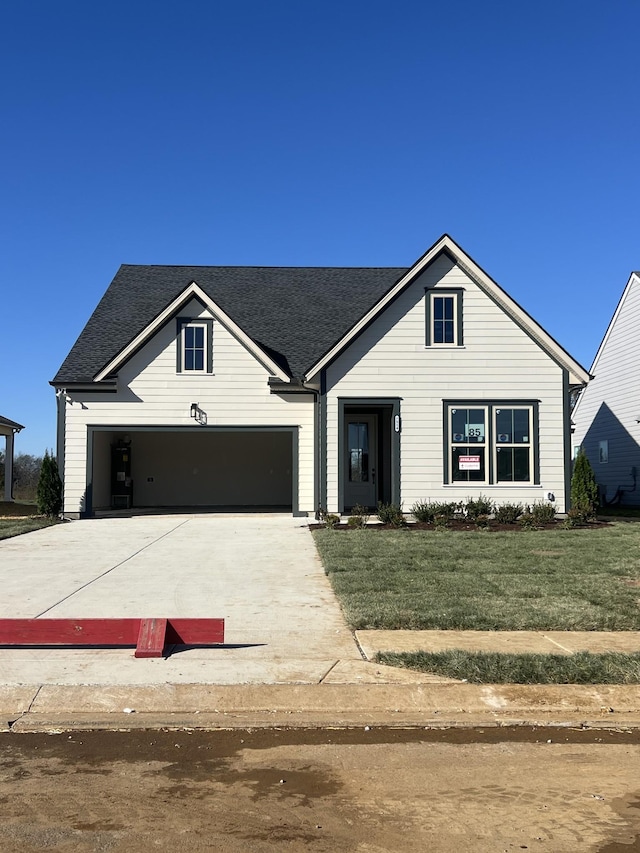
(52, 234), (590, 519)
(572, 271), (640, 506)
(0, 415), (25, 502)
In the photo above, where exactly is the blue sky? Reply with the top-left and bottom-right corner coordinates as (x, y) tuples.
(2, 1), (639, 455)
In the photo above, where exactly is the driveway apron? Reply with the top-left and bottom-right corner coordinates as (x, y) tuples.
(0, 515), (361, 685)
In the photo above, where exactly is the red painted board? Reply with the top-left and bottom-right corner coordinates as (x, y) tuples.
(135, 618), (168, 658)
(165, 618), (225, 645)
(0, 618), (142, 646)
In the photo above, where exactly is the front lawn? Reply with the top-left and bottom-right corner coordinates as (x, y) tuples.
(0, 517), (57, 540)
(313, 524), (640, 631)
(376, 650), (640, 684)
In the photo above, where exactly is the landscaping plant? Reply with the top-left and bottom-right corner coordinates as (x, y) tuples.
(571, 448), (599, 521)
(36, 450), (63, 518)
(376, 502), (406, 527)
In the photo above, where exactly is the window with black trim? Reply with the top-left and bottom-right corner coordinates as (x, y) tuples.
(446, 403), (537, 484)
(426, 289), (463, 346)
(176, 317), (213, 374)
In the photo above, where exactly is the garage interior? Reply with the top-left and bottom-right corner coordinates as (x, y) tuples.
(90, 429), (294, 513)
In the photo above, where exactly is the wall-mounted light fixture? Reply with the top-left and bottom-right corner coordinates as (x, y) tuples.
(190, 402), (199, 419)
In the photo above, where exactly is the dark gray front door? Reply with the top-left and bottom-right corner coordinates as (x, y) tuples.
(344, 415), (377, 509)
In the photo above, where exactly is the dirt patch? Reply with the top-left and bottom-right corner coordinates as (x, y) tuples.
(2, 728), (640, 852)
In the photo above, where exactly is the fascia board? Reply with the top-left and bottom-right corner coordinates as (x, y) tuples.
(94, 282), (290, 383)
(304, 234), (591, 387)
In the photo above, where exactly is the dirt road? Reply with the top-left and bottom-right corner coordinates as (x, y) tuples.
(1, 727), (639, 852)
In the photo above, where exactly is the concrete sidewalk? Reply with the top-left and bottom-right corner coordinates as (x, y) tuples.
(357, 629), (640, 658)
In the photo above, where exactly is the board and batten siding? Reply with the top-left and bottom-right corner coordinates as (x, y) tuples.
(572, 273), (640, 505)
(62, 299), (315, 515)
(326, 254), (568, 512)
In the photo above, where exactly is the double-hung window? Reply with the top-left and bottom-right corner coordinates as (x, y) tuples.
(445, 402), (537, 485)
(176, 317), (213, 374)
(426, 289), (463, 347)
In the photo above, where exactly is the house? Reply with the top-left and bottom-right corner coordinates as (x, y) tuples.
(572, 271), (640, 506)
(0, 415), (24, 502)
(52, 234), (590, 519)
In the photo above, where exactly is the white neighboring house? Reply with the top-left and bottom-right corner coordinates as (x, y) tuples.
(52, 235), (590, 518)
(572, 271), (640, 506)
(0, 415), (24, 502)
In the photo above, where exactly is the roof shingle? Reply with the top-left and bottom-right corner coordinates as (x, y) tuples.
(53, 265), (407, 383)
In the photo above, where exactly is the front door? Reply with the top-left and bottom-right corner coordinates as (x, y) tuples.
(344, 415), (377, 509)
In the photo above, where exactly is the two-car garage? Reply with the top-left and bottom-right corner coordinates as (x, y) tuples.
(88, 427), (295, 513)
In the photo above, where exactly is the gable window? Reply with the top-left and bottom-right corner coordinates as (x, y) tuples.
(426, 289), (463, 346)
(176, 317), (213, 374)
(599, 440), (609, 463)
(445, 402), (538, 485)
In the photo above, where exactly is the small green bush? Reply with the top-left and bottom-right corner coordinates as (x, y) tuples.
(531, 501), (556, 524)
(377, 502), (406, 527)
(411, 501), (437, 523)
(571, 449), (599, 520)
(519, 501), (556, 528)
(349, 504), (370, 527)
(464, 495), (494, 521)
(36, 450), (62, 518)
(563, 506), (590, 528)
(494, 502), (524, 524)
(319, 509), (340, 529)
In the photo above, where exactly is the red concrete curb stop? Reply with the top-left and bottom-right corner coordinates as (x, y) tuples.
(0, 618), (225, 658)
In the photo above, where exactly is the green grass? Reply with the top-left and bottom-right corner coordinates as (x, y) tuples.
(0, 517), (57, 540)
(376, 650), (640, 684)
(313, 524), (640, 631)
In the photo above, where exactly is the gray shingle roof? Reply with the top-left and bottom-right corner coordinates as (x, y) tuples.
(53, 265), (408, 383)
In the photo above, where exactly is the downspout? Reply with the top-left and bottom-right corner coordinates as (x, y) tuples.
(55, 389), (67, 511)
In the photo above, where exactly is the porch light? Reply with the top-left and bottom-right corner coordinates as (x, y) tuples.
(190, 402), (199, 419)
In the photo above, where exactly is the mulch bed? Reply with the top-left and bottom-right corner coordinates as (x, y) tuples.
(309, 519), (610, 532)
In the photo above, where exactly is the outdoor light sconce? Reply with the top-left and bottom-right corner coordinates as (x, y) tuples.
(189, 402), (207, 425)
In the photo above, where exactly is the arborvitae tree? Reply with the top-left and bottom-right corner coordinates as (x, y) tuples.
(570, 448), (599, 520)
(36, 450), (62, 517)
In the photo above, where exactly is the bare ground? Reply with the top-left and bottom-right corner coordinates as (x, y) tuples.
(1, 727), (640, 852)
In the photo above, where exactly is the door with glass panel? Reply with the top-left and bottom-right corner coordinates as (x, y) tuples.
(344, 415), (377, 509)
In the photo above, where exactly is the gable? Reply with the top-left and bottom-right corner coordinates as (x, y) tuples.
(572, 271), (640, 425)
(304, 235), (591, 387)
(93, 285), (291, 383)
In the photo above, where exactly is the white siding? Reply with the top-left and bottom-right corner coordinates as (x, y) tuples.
(62, 300), (315, 515)
(572, 274), (640, 505)
(326, 255), (568, 512)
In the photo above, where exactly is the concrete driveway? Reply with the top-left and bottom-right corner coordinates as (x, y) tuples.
(0, 514), (369, 686)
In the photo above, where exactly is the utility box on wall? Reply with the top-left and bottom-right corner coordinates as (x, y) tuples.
(111, 440), (133, 509)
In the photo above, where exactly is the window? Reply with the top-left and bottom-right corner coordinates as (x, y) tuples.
(176, 317), (213, 373)
(445, 403), (537, 485)
(426, 289), (463, 346)
(599, 440), (609, 463)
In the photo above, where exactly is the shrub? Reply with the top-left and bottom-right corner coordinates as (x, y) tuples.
(411, 501), (437, 523)
(318, 509), (340, 529)
(464, 495), (494, 521)
(36, 450), (62, 518)
(494, 502), (524, 524)
(347, 504), (370, 528)
(571, 449), (599, 520)
(377, 502), (406, 527)
(563, 506), (590, 528)
(531, 501), (556, 524)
